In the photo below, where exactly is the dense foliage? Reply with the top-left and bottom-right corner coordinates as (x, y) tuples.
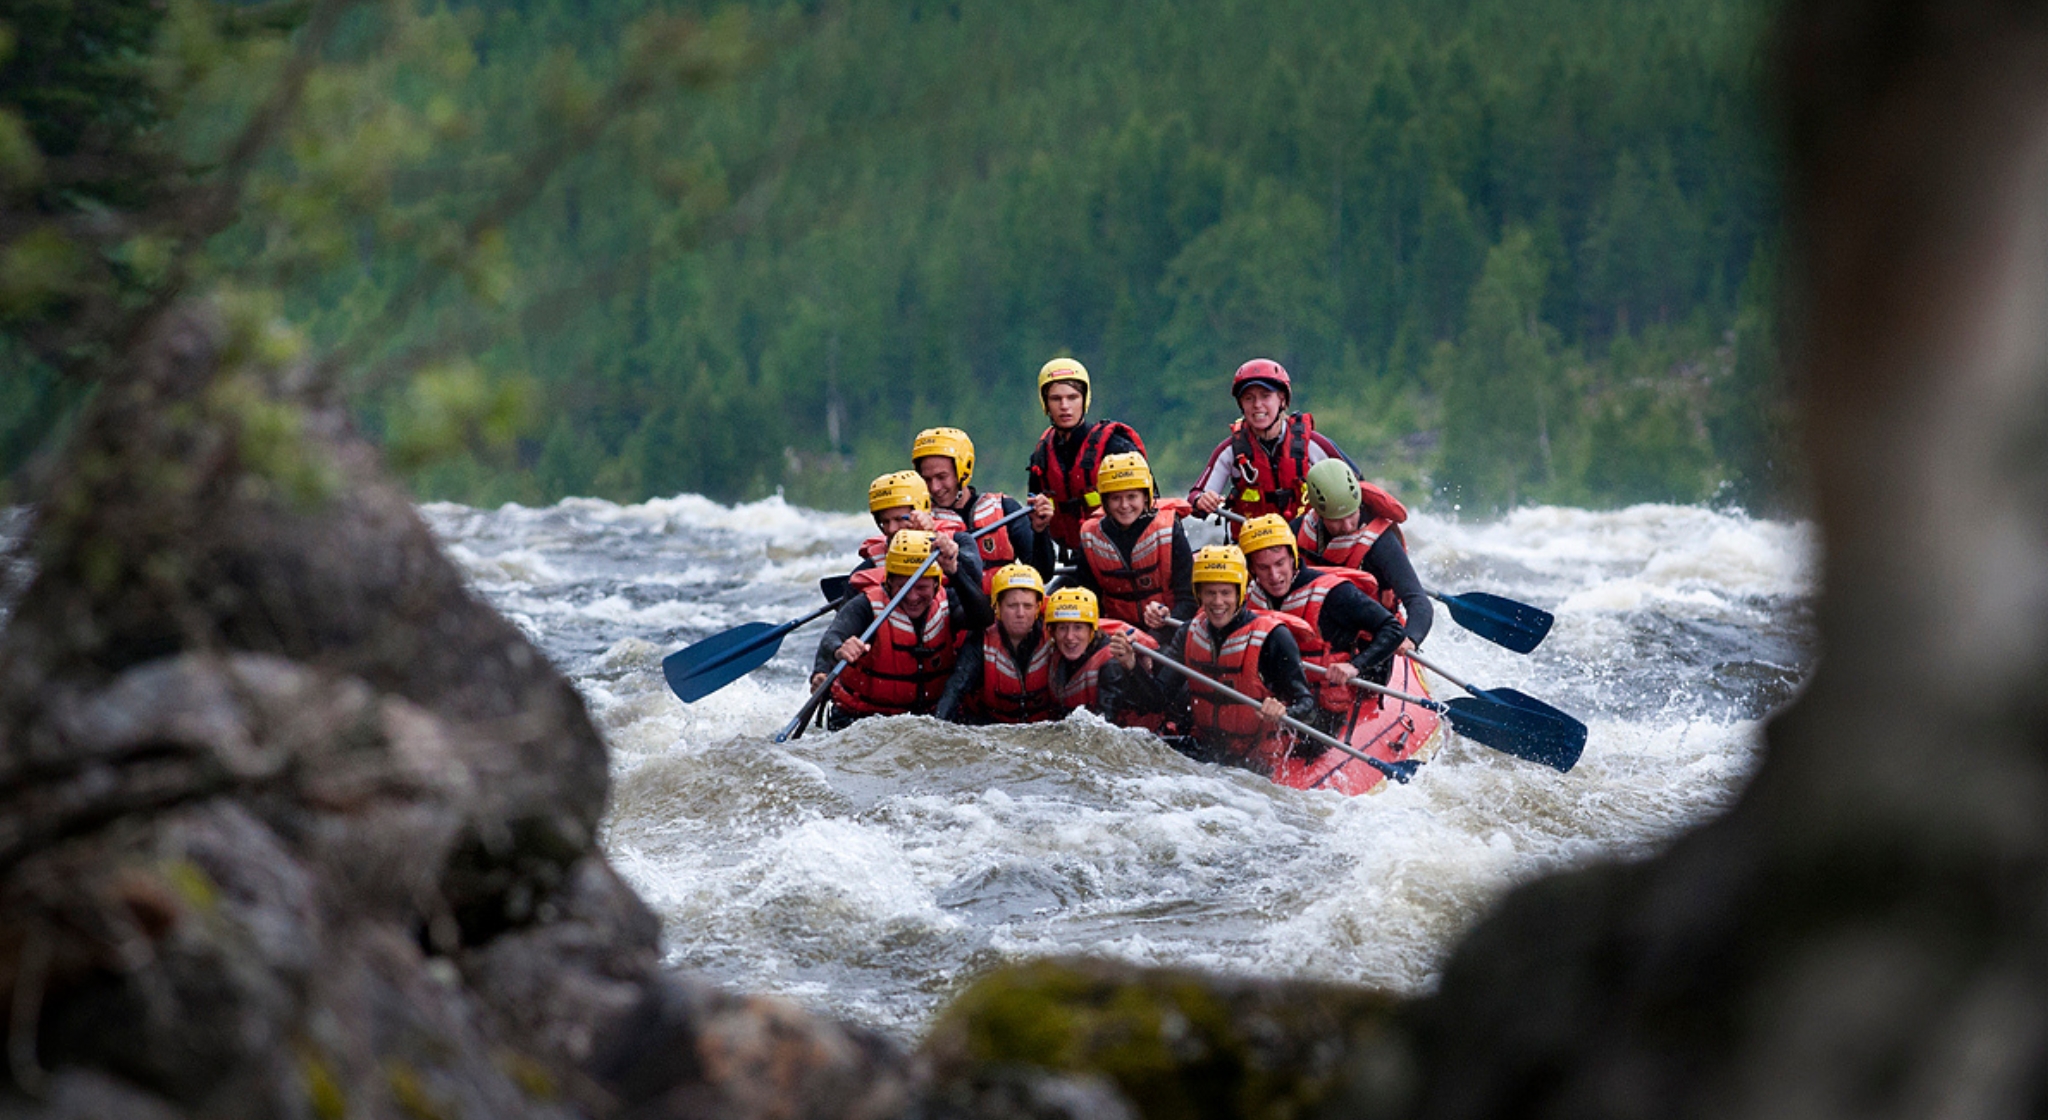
(2, 0), (1795, 515)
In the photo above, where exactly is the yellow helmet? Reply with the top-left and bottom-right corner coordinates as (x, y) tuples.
(911, 426), (976, 488)
(1037, 357), (1091, 414)
(1190, 544), (1249, 595)
(884, 531), (942, 579)
(1042, 587), (1100, 630)
(868, 470), (931, 515)
(1236, 513), (1297, 562)
(989, 563), (1046, 602)
(1094, 451), (1154, 497)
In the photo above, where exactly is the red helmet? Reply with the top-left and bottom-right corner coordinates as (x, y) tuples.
(1231, 358), (1291, 400)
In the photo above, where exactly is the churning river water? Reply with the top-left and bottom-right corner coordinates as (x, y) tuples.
(420, 495), (1817, 1041)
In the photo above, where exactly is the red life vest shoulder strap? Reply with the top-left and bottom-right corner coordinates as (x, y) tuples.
(1357, 479), (1407, 525)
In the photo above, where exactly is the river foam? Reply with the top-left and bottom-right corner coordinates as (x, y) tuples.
(423, 494), (1817, 1038)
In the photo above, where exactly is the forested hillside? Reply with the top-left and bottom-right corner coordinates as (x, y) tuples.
(6, 0), (1792, 514)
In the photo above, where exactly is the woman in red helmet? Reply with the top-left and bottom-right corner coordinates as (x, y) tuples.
(1187, 358), (1359, 525)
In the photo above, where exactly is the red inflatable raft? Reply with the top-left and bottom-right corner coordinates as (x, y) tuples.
(1238, 656), (1444, 796)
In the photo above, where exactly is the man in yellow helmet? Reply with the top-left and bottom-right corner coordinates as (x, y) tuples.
(1043, 587), (1167, 731)
(811, 530), (993, 729)
(851, 469), (983, 588)
(936, 563), (1060, 724)
(1149, 545), (1319, 770)
(1071, 451), (1195, 640)
(1238, 513), (1408, 734)
(912, 426), (1053, 593)
(1025, 358), (1147, 560)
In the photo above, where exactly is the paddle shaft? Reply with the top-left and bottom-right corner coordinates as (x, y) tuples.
(1302, 660), (1444, 712)
(1133, 645), (1409, 782)
(778, 505), (1031, 741)
(1402, 649), (1476, 694)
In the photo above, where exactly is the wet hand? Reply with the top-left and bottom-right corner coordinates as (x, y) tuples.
(1259, 697), (1286, 727)
(934, 530), (960, 574)
(1027, 493), (1053, 531)
(1192, 491), (1222, 516)
(1399, 638), (1416, 654)
(1109, 631), (1137, 670)
(908, 510), (937, 533)
(809, 672), (827, 691)
(836, 637), (869, 664)
(1141, 601), (1170, 629)
(1323, 661), (1358, 688)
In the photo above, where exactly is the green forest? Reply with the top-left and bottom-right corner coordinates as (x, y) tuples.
(2, 0), (1795, 516)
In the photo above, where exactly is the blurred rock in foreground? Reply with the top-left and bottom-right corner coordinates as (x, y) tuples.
(0, 304), (911, 1120)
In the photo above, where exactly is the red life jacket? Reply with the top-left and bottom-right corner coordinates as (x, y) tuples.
(830, 579), (956, 717)
(933, 490), (1017, 596)
(1029, 419), (1147, 550)
(1078, 507), (1177, 626)
(1182, 611), (1304, 762)
(1251, 570), (1385, 713)
(1295, 484), (1408, 614)
(970, 626), (1059, 724)
(856, 535), (889, 563)
(1225, 412), (1317, 521)
(1050, 619), (1162, 731)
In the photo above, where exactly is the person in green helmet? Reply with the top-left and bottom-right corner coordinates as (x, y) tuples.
(1296, 458), (1433, 645)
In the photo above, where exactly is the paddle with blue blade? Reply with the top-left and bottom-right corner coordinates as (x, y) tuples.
(1427, 590), (1554, 654)
(663, 595), (851, 703)
(1137, 645), (1420, 785)
(1213, 509), (1553, 653)
(776, 506), (1032, 741)
(1376, 650), (1585, 772)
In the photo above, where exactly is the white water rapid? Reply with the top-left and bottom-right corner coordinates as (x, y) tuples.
(422, 495), (1816, 1040)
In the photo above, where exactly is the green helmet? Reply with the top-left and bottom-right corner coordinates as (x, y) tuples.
(1303, 459), (1362, 520)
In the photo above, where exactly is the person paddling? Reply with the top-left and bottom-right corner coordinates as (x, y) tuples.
(1188, 358), (1357, 525)
(1238, 513), (1408, 735)
(811, 530), (993, 730)
(852, 469), (983, 584)
(1151, 544), (1319, 771)
(1025, 358), (1146, 560)
(937, 563), (1060, 724)
(1044, 587), (1167, 731)
(913, 426), (1053, 591)
(1072, 451), (1196, 642)
(1295, 458), (1434, 645)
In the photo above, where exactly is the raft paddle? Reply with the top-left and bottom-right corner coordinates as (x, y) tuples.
(663, 594), (854, 703)
(775, 506), (1031, 741)
(1132, 645), (1419, 785)
(1370, 650), (1585, 772)
(1214, 508), (1553, 653)
(1426, 591), (1553, 654)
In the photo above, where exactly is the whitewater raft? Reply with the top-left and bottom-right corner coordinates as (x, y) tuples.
(1240, 657), (1444, 796)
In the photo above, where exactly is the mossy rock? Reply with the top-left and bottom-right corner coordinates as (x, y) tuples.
(922, 957), (1417, 1120)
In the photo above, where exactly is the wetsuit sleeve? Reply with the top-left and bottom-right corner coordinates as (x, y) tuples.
(1256, 626), (1319, 724)
(1318, 580), (1399, 655)
(1101, 653), (1164, 721)
(935, 638), (983, 723)
(947, 549), (995, 633)
(1168, 519), (1197, 622)
(1153, 622), (1193, 721)
(1104, 428), (1140, 458)
(995, 496), (1050, 579)
(949, 530), (985, 589)
(813, 596), (877, 676)
(1188, 437), (1237, 500)
(1365, 533), (1433, 645)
